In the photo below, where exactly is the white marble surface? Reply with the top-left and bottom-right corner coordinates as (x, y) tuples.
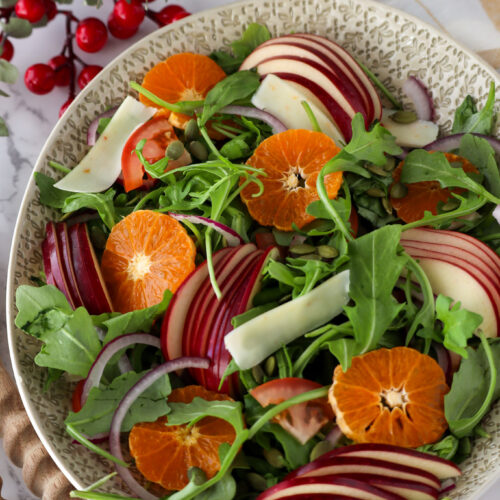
(0, 0), (499, 498)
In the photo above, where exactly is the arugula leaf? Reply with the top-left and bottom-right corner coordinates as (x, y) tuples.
(65, 370), (170, 436)
(180, 466), (236, 500)
(452, 82), (496, 135)
(435, 295), (482, 358)
(344, 225), (406, 359)
(97, 117), (111, 135)
(200, 71), (260, 126)
(328, 338), (357, 371)
(62, 189), (118, 231)
(34, 172), (73, 209)
(210, 23), (271, 73)
(459, 134), (500, 197)
(231, 303), (277, 328)
(445, 336), (498, 438)
(418, 435), (459, 461)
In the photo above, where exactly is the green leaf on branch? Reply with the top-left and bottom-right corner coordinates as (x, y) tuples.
(0, 59), (18, 84)
(1, 17), (32, 38)
(0, 116), (8, 136)
(62, 189), (118, 230)
(0, 0), (17, 7)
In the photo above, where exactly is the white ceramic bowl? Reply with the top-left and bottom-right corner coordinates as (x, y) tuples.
(6, 0), (500, 497)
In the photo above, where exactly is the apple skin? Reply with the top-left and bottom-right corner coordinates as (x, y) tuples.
(161, 246), (233, 360)
(68, 223), (113, 314)
(256, 475), (404, 500)
(241, 41), (372, 122)
(285, 456), (440, 490)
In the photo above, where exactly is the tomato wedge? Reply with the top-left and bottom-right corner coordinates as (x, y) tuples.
(121, 115), (190, 192)
(250, 377), (333, 445)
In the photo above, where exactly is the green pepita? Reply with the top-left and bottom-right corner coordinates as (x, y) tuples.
(165, 140), (184, 160)
(309, 440), (334, 462)
(297, 253), (322, 261)
(390, 182), (408, 199)
(247, 472), (268, 492)
(382, 197), (393, 215)
(263, 448), (286, 469)
(264, 356), (276, 377)
(390, 110), (418, 124)
(289, 243), (316, 256)
(251, 365), (265, 384)
(441, 199), (460, 211)
(366, 187), (386, 198)
(189, 140), (208, 161)
(366, 164), (388, 176)
(316, 245), (339, 259)
(185, 119), (200, 142)
(383, 156), (397, 172)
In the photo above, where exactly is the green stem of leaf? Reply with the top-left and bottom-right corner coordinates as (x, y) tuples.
(70, 492), (140, 500)
(49, 160), (71, 174)
(205, 231), (222, 300)
(301, 100), (322, 133)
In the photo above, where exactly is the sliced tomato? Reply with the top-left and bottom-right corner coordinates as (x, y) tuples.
(250, 377), (334, 445)
(121, 115), (189, 192)
(72, 379), (85, 413)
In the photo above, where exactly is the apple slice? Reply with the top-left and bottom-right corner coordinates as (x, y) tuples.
(323, 444), (461, 480)
(161, 246), (234, 360)
(42, 222), (76, 308)
(401, 228), (500, 280)
(68, 223), (114, 314)
(257, 475), (403, 500)
(225, 269), (350, 370)
(251, 74), (344, 144)
(286, 456), (440, 490)
(381, 109), (438, 148)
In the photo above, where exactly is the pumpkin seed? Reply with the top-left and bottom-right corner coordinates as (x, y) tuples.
(309, 440), (334, 462)
(185, 119), (200, 142)
(251, 365), (265, 384)
(390, 110), (418, 124)
(297, 253), (322, 261)
(382, 197), (393, 215)
(390, 182), (408, 199)
(189, 140), (208, 161)
(165, 140), (184, 160)
(316, 245), (339, 259)
(247, 472), (268, 492)
(442, 199), (460, 211)
(263, 448), (286, 469)
(383, 156), (397, 172)
(289, 243), (316, 256)
(264, 356), (276, 377)
(366, 164), (388, 176)
(366, 187), (386, 198)
(449, 161), (463, 169)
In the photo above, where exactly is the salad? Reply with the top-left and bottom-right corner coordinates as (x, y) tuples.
(13, 21), (500, 500)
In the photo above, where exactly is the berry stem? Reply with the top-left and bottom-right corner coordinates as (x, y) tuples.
(63, 12), (76, 99)
(145, 9), (161, 27)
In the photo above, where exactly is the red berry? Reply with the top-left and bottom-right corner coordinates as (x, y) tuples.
(24, 63), (55, 95)
(44, 0), (57, 20)
(75, 18), (108, 53)
(78, 65), (102, 90)
(107, 13), (138, 40)
(112, 0), (144, 30)
(15, 0), (46, 23)
(171, 10), (190, 22)
(48, 55), (71, 86)
(155, 4), (185, 26)
(0, 36), (13, 62)
(59, 97), (74, 118)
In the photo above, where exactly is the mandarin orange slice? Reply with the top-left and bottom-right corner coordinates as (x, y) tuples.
(390, 152), (477, 223)
(101, 210), (195, 313)
(329, 347), (449, 448)
(240, 129), (342, 231)
(129, 385), (236, 491)
(139, 52), (226, 130)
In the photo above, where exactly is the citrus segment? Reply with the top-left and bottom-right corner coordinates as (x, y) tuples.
(101, 210), (195, 313)
(390, 153), (477, 223)
(329, 347), (449, 448)
(129, 385), (236, 491)
(139, 52), (226, 129)
(240, 129), (343, 231)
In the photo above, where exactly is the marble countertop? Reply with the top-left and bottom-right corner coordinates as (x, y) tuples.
(0, 0), (499, 498)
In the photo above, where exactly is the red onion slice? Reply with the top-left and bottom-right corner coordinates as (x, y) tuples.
(424, 132), (500, 157)
(168, 212), (244, 246)
(402, 76), (435, 121)
(219, 105), (287, 134)
(325, 425), (343, 448)
(109, 357), (209, 500)
(433, 342), (452, 385)
(81, 333), (161, 406)
(87, 106), (119, 146)
(440, 478), (456, 497)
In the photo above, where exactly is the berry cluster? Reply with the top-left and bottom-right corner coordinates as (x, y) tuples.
(0, 1), (191, 118)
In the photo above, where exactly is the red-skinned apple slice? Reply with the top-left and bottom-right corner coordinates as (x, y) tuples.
(402, 245), (499, 336)
(291, 33), (382, 120)
(256, 475), (404, 500)
(42, 222), (76, 308)
(161, 246), (233, 361)
(256, 57), (367, 139)
(240, 41), (372, 122)
(55, 222), (84, 308)
(321, 444), (461, 480)
(402, 227), (500, 280)
(334, 474), (438, 500)
(285, 456), (440, 490)
(68, 223), (113, 314)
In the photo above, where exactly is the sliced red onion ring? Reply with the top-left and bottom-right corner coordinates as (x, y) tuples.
(424, 133), (500, 157)
(81, 333), (161, 406)
(433, 342), (452, 385)
(325, 425), (343, 448)
(219, 105), (287, 135)
(72, 432), (109, 445)
(87, 106), (119, 146)
(109, 357), (210, 500)
(440, 478), (456, 497)
(402, 76), (435, 121)
(168, 212), (244, 246)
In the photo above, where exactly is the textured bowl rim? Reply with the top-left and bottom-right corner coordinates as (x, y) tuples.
(6, 0), (500, 496)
